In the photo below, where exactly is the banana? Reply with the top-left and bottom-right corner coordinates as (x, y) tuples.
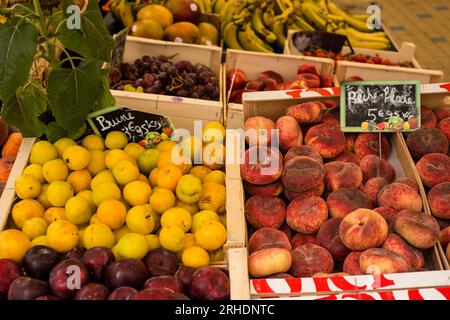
(347, 37), (390, 50)
(271, 17), (286, 49)
(118, 0), (134, 28)
(221, 0), (247, 33)
(344, 27), (390, 44)
(238, 22), (274, 53)
(223, 22), (244, 50)
(262, 4), (276, 28)
(292, 15), (314, 31)
(302, 1), (327, 30)
(214, 0), (227, 13)
(203, 0), (212, 12)
(345, 26), (388, 39)
(352, 14), (370, 21)
(327, 1), (372, 32)
(252, 6), (277, 44)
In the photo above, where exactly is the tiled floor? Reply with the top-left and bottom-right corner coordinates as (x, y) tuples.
(337, 0), (450, 81)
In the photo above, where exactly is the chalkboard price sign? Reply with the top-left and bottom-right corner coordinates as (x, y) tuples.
(87, 107), (174, 145)
(340, 80), (421, 132)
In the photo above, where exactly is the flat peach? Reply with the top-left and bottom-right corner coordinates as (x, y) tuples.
(324, 161), (363, 191)
(316, 217), (351, 262)
(244, 116), (275, 146)
(282, 156), (325, 193)
(343, 251), (363, 275)
(289, 244), (334, 278)
(359, 248), (411, 274)
(416, 153), (450, 188)
(283, 182), (324, 201)
(421, 105), (438, 129)
(359, 155), (396, 183)
(406, 128), (449, 160)
(248, 248), (292, 278)
(394, 178), (419, 193)
(338, 209), (388, 251)
(354, 133), (390, 160)
(245, 195), (286, 229)
(327, 188), (372, 218)
(363, 177), (388, 207)
(284, 145), (323, 164)
(382, 233), (424, 270)
(305, 124), (346, 159)
(248, 228), (292, 254)
(240, 146), (283, 185)
(290, 233), (317, 250)
(286, 196), (328, 234)
(276, 116), (303, 152)
(392, 210), (440, 249)
(377, 182), (423, 212)
(427, 182), (450, 219)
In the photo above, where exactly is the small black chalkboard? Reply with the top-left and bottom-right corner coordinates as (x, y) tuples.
(292, 31), (348, 53)
(87, 107), (174, 145)
(340, 80), (421, 132)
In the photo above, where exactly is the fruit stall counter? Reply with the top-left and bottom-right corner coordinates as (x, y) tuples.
(225, 87), (449, 300)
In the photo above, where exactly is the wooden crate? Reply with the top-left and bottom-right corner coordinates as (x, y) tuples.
(111, 36), (224, 132)
(223, 49), (336, 129)
(226, 91), (447, 299)
(284, 30), (444, 84)
(0, 124), (240, 269)
(397, 82), (450, 270)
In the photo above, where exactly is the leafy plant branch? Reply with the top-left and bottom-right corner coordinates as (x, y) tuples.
(0, 0), (115, 142)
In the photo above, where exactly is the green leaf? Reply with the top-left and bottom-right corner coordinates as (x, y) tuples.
(94, 77), (116, 110)
(46, 122), (68, 142)
(0, 17), (38, 102)
(1, 80), (47, 137)
(53, 0), (114, 62)
(47, 62), (103, 134)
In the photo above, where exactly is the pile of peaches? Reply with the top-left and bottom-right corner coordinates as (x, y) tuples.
(227, 64), (334, 104)
(240, 101), (441, 279)
(405, 104), (450, 265)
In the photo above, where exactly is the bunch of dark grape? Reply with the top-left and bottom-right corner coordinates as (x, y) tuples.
(109, 55), (220, 101)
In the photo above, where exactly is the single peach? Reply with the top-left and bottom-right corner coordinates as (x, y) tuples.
(434, 106), (450, 122)
(377, 182), (423, 212)
(248, 228), (292, 254)
(363, 177), (389, 207)
(392, 210), (440, 249)
(285, 101), (324, 124)
(248, 248), (292, 278)
(427, 182), (450, 219)
(343, 251), (363, 275)
(289, 244), (334, 278)
(276, 116), (303, 153)
(244, 116), (275, 146)
(240, 146), (283, 185)
(406, 128), (449, 160)
(245, 195), (286, 229)
(286, 196), (328, 234)
(324, 161), (363, 191)
(359, 155), (396, 183)
(316, 217), (351, 262)
(295, 73), (321, 88)
(281, 156), (325, 193)
(416, 153), (450, 188)
(439, 226), (450, 248)
(305, 123), (346, 159)
(354, 133), (390, 160)
(297, 64), (320, 77)
(382, 233), (424, 270)
(359, 248), (411, 274)
(421, 105), (438, 129)
(437, 117), (450, 141)
(338, 209), (388, 251)
(327, 188), (373, 218)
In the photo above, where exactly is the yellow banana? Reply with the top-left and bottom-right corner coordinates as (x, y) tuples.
(262, 4), (276, 28)
(194, 0), (206, 12)
(352, 14), (370, 21)
(223, 22), (244, 50)
(271, 17), (286, 49)
(345, 26), (388, 39)
(118, 0), (134, 28)
(252, 6), (277, 44)
(302, 1), (327, 30)
(203, 0), (212, 12)
(292, 15), (314, 31)
(327, 1), (372, 32)
(238, 22), (274, 53)
(347, 37), (390, 50)
(214, 0), (227, 13)
(221, 0), (246, 33)
(344, 27), (390, 44)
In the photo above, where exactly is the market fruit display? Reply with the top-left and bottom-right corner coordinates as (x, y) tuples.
(112, 1), (220, 46)
(0, 247), (229, 300)
(403, 103), (450, 264)
(219, 0), (392, 53)
(0, 124), (227, 270)
(109, 54), (220, 101)
(227, 63), (334, 103)
(241, 102), (440, 278)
